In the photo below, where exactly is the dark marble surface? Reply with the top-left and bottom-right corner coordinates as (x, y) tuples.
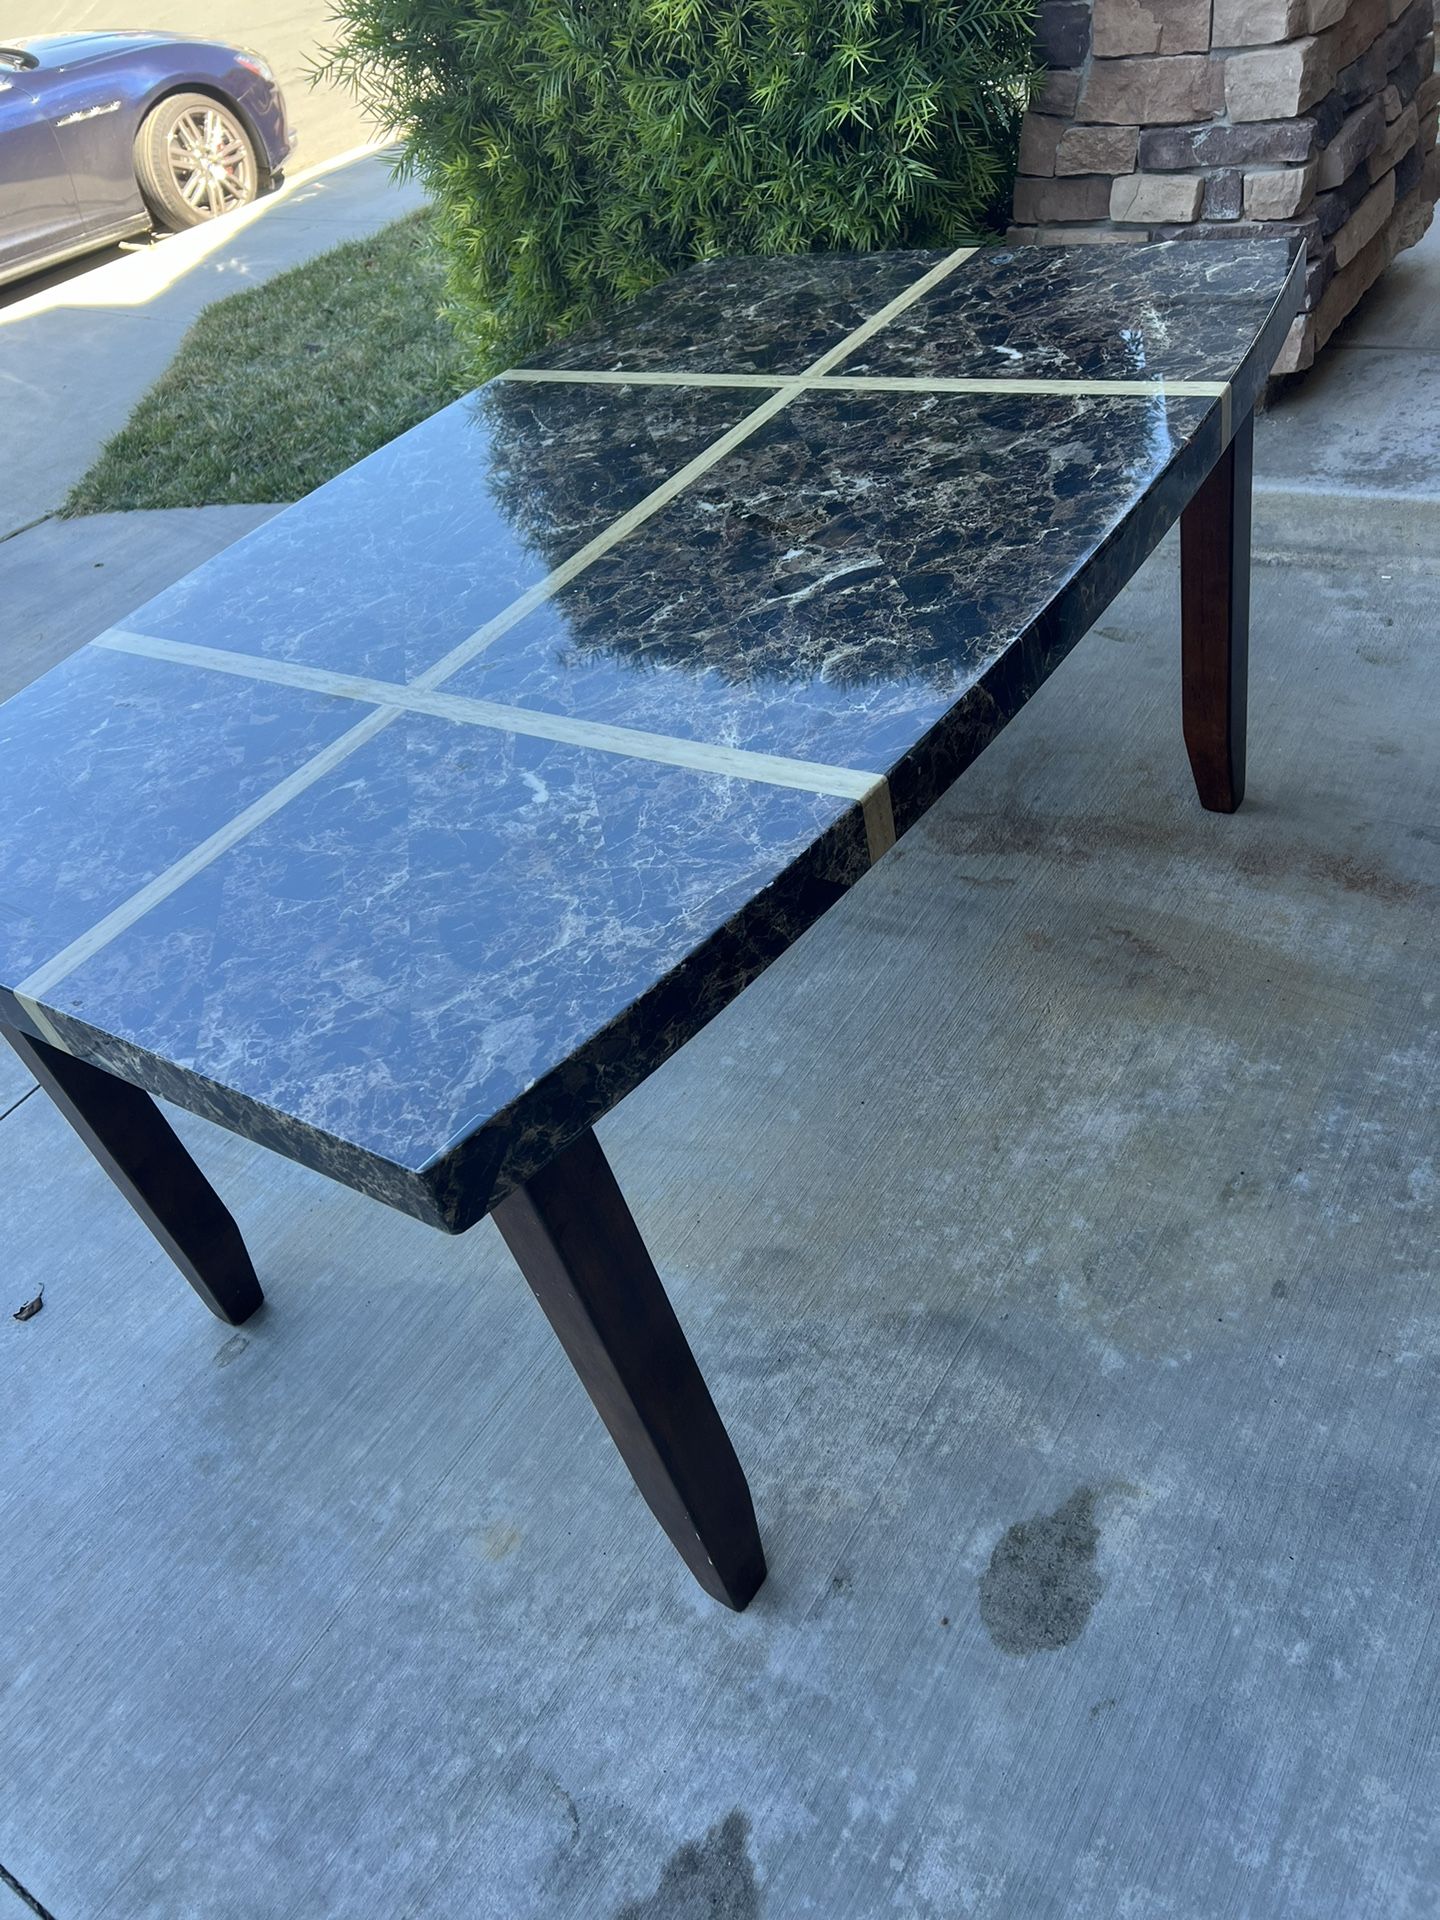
(126, 381), (757, 679)
(0, 646), (358, 982)
(23, 721), (865, 1229)
(523, 250), (950, 376)
(0, 241), (1304, 1230)
(448, 388), (1213, 778)
(828, 239), (1300, 386)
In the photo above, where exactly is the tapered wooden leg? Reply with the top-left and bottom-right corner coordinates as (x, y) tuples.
(492, 1128), (765, 1610)
(2, 1026), (262, 1326)
(1181, 410), (1254, 814)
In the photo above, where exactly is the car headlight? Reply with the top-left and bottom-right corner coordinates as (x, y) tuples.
(237, 52), (275, 83)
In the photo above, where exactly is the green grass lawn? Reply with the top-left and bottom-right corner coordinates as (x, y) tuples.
(65, 212), (476, 515)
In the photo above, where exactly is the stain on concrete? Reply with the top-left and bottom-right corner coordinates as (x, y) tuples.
(927, 805), (1179, 868)
(213, 1334), (249, 1368)
(1234, 840), (1427, 907)
(616, 1811), (760, 1920)
(979, 1486), (1104, 1656)
(482, 1521), (522, 1561)
(1107, 924), (1167, 964)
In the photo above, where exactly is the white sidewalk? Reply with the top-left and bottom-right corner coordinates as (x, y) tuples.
(0, 148), (427, 539)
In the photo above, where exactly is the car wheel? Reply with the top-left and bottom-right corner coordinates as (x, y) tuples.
(135, 93), (260, 230)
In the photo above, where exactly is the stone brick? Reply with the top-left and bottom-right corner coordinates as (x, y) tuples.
(1018, 116), (1067, 177)
(1082, 55), (1226, 124)
(1213, 0), (1346, 47)
(1310, 84), (1352, 143)
(1034, 69), (1082, 116)
(1110, 172), (1206, 222)
(1139, 119), (1318, 167)
(1244, 159), (1320, 216)
(1271, 312), (1315, 373)
(1054, 124), (1141, 175)
(1368, 99), (1420, 177)
(1226, 39), (1331, 120)
(1387, 46), (1429, 105)
(1304, 247), (1336, 305)
(1311, 218), (1395, 352)
(1316, 98), (1386, 186)
(1325, 0), (1389, 72)
(1332, 168), (1398, 263)
(1389, 140), (1440, 241)
(1011, 223), (1151, 244)
(1092, 0), (1211, 57)
(1013, 175), (1115, 224)
(1315, 162), (1379, 234)
(1419, 72), (1440, 117)
(1035, 0), (1092, 68)
(1203, 169), (1246, 216)
(1394, 131), (1425, 189)
(1382, 82), (1405, 114)
(1328, 0), (1430, 109)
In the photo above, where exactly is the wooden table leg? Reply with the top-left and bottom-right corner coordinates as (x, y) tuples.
(1181, 409), (1254, 814)
(2, 1026), (263, 1326)
(492, 1128), (766, 1610)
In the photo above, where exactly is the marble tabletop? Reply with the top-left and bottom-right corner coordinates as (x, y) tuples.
(0, 239), (1304, 1230)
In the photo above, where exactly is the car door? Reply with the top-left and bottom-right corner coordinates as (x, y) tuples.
(35, 52), (147, 239)
(0, 68), (84, 278)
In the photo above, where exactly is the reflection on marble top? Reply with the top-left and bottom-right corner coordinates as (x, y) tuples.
(0, 240), (1304, 1231)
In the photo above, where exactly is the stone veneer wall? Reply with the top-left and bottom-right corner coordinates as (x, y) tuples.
(1010, 0), (1440, 370)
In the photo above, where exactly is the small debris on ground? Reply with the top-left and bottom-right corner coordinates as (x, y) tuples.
(12, 1286), (43, 1322)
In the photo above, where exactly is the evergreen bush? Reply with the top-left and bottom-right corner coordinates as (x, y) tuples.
(322, 0), (1039, 373)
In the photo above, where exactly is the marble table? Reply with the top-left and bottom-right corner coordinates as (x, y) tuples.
(0, 239), (1304, 1609)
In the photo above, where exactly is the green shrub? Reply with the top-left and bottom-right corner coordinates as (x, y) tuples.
(321, 0), (1039, 373)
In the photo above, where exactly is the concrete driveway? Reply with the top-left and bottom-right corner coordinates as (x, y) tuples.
(18, 0), (376, 167)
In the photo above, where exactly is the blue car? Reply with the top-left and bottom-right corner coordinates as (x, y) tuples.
(0, 31), (294, 287)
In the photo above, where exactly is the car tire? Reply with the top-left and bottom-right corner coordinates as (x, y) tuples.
(134, 92), (260, 231)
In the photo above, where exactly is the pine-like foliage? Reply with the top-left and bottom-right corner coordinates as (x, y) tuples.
(321, 0), (1039, 372)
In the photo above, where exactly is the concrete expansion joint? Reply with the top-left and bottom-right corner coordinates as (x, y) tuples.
(1251, 476), (1440, 557)
(0, 512), (55, 548)
(0, 1857), (61, 1920)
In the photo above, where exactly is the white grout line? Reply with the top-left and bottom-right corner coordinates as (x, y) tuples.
(502, 368), (790, 389)
(501, 359), (1233, 444)
(501, 365), (1231, 402)
(18, 251), (984, 1016)
(96, 629), (887, 804)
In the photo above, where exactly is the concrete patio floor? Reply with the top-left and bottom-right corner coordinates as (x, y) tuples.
(1, 238), (1437, 1920)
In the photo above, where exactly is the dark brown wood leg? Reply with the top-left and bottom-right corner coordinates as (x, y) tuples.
(492, 1128), (766, 1610)
(2, 1026), (263, 1326)
(1181, 409), (1254, 814)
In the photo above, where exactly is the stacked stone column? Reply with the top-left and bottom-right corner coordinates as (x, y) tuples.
(1011, 0), (1440, 370)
